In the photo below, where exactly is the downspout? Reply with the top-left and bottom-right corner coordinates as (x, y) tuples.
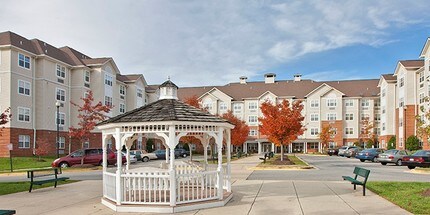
(32, 57), (36, 155)
(414, 71), (417, 136)
(68, 68), (71, 154)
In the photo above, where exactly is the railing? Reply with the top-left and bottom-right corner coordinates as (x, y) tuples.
(103, 172), (116, 202)
(175, 162), (203, 175)
(121, 171), (170, 205)
(207, 165), (230, 190)
(176, 170), (219, 204)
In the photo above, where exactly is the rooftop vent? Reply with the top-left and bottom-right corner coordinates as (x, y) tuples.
(264, 73), (276, 84)
(294, 74), (302, 82)
(239, 76), (248, 84)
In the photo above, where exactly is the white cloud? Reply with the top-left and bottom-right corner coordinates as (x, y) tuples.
(0, 0), (429, 86)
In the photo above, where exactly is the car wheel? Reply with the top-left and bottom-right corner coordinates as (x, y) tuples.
(408, 166), (416, 170)
(59, 162), (69, 168)
(396, 160), (402, 166)
(372, 157), (378, 162)
(329, 154), (332, 156)
(182, 154), (187, 158)
(381, 162), (387, 165)
(360, 159), (365, 162)
(142, 157), (149, 162)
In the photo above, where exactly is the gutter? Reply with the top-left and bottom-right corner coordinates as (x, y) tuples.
(32, 56), (36, 154)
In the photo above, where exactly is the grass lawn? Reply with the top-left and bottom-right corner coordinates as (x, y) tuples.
(0, 180), (78, 195)
(367, 181), (430, 214)
(258, 155), (309, 167)
(0, 156), (56, 172)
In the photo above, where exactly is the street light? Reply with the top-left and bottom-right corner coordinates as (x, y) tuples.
(56, 101), (61, 158)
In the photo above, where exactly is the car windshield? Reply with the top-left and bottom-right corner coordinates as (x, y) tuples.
(71, 149), (84, 157)
(361, 149), (375, 153)
(340, 146), (347, 149)
(384, 149), (398, 154)
(412, 150), (430, 156)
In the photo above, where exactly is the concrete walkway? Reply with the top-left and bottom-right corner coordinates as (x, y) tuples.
(0, 156), (411, 215)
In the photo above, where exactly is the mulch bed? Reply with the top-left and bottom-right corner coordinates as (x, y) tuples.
(422, 188), (430, 197)
(271, 156), (295, 165)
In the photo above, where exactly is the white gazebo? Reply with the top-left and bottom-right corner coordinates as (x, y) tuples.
(97, 80), (234, 213)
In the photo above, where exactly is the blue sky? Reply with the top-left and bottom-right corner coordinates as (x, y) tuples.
(1, 0), (430, 86)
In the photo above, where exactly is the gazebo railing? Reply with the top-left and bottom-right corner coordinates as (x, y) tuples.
(103, 172), (117, 201)
(206, 165), (230, 190)
(176, 170), (219, 204)
(121, 171), (171, 205)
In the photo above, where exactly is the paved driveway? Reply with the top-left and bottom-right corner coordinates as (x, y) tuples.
(248, 154), (430, 181)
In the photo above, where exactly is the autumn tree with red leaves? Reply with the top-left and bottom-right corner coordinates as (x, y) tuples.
(319, 124), (335, 153)
(360, 117), (376, 148)
(221, 110), (249, 151)
(259, 100), (305, 161)
(35, 139), (50, 161)
(0, 107), (12, 135)
(69, 91), (112, 149)
(184, 95), (201, 109)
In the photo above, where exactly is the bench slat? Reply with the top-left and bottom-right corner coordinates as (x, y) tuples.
(32, 177), (69, 185)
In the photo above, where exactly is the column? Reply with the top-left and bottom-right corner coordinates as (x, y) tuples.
(126, 144), (130, 170)
(168, 125), (176, 206)
(271, 143), (275, 153)
(258, 141), (262, 154)
(114, 128), (122, 205)
(304, 142), (307, 154)
(102, 135), (107, 172)
(217, 128), (224, 200)
(226, 129), (231, 192)
(244, 142), (248, 153)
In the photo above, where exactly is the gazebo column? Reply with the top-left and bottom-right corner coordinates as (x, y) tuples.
(102, 135), (108, 172)
(216, 127), (224, 200)
(226, 129), (231, 192)
(113, 128), (122, 205)
(124, 135), (137, 170)
(168, 125), (177, 206)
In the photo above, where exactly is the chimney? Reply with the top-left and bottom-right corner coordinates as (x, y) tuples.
(264, 73), (276, 84)
(239, 76), (248, 84)
(294, 74), (302, 82)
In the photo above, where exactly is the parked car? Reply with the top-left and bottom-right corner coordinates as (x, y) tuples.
(115, 151), (137, 163)
(338, 146), (357, 157)
(52, 148), (123, 168)
(153, 149), (179, 159)
(402, 150), (430, 169)
(327, 148), (339, 156)
(355, 148), (384, 162)
(175, 148), (190, 158)
(345, 147), (362, 158)
(131, 150), (158, 162)
(377, 149), (409, 166)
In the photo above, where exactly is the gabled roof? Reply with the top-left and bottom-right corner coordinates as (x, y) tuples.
(31, 39), (75, 66)
(420, 37), (430, 58)
(98, 99), (231, 125)
(0, 31), (38, 54)
(82, 57), (111, 65)
(198, 87), (233, 100)
(394, 60), (424, 76)
(257, 91), (278, 99)
(378, 74), (397, 87)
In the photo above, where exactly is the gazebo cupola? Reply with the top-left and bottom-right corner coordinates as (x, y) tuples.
(158, 79), (178, 100)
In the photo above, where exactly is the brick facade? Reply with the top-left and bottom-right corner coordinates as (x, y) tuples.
(378, 135), (394, 148)
(321, 120), (343, 147)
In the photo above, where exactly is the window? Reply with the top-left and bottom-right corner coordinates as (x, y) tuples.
(381, 89), (386, 97)
(249, 129), (258, 136)
(107, 139), (113, 149)
(345, 113), (354, 121)
(18, 80), (31, 96)
(399, 97), (404, 107)
(119, 103), (126, 114)
(382, 123), (386, 131)
(233, 103), (242, 113)
(361, 114), (370, 121)
(84, 71), (90, 83)
(248, 115), (258, 124)
(137, 88), (143, 98)
(310, 128), (319, 136)
(420, 72), (424, 88)
(119, 85), (126, 98)
(248, 102), (258, 110)
(345, 128), (353, 135)
(18, 135), (30, 148)
(399, 77), (404, 87)
(382, 106), (386, 114)
(374, 100), (380, 107)
(309, 143), (319, 149)
(56, 88), (66, 102)
(83, 141), (90, 149)
(219, 102), (227, 111)
(18, 107), (30, 122)
(310, 113), (319, 122)
(361, 99), (370, 107)
(329, 142), (336, 149)
(327, 113), (336, 121)
(203, 101), (212, 110)
(83, 91), (90, 99)
(310, 100), (319, 108)
(104, 96), (113, 107)
(399, 117), (403, 127)
(58, 136), (65, 149)
(345, 99), (354, 107)
(18, 53), (30, 69)
(326, 99), (337, 107)
(420, 93), (425, 104)
(399, 138), (403, 147)
(104, 74), (113, 86)
(374, 113), (380, 121)
(56, 112), (65, 126)
(56, 64), (66, 78)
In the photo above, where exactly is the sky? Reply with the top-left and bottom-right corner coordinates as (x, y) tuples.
(1, 0), (430, 87)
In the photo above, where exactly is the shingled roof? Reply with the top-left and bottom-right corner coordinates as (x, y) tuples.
(98, 99), (231, 125)
(399, 60), (424, 68)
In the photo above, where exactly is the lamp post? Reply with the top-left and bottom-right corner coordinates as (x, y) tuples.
(56, 101), (60, 158)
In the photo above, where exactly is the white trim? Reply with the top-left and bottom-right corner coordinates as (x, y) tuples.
(56, 87), (66, 102)
(17, 79), (31, 96)
(17, 106), (31, 123)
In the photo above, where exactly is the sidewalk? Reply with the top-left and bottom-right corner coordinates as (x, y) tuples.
(0, 156), (411, 215)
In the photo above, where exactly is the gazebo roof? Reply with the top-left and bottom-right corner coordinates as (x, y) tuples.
(98, 99), (232, 125)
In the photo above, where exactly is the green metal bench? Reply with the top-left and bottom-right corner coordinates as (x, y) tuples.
(342, 166), (370, 196)
(0, 210), (16, 215)
(27, 168), (69, 192)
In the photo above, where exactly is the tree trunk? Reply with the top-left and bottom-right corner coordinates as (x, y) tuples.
(280, 144), (284, 161)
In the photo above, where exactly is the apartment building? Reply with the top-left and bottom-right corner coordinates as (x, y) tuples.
(0, 31), (149, 157)
(176, 74), (380, 154)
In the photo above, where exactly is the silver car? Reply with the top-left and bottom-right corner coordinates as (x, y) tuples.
(338, 146), (357, 157)
(377, 149), (410, 166)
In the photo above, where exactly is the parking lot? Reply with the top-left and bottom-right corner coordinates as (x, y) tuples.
(248, 154), (430, 182)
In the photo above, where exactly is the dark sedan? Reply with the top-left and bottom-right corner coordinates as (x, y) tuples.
(328, 148), (339, 156)
(175, 148), (190, 158)
(355, 148), (384, 162)
(154, 149), (180, 159)
(402, 150), (430, 169)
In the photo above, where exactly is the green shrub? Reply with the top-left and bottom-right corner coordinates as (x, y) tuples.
(406, 135), (421, 151)
(146, 139), (154, 152)
(387, 136), (396, 150)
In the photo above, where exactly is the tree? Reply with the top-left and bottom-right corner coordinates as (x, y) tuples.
(360, 117), (376, 148)
(184, 95), (201, 109)
(69, 91), (112, 149)
(387, 136), (396, 150)
(35, 139), (50, 161)
(259, 100), (305, 161)
(319, 124), (335, 153)
(406, 135), (421, 151)
(0, 107), (12, 135)
(221, 111), (249, 151)
(416, 103), (430, 148)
